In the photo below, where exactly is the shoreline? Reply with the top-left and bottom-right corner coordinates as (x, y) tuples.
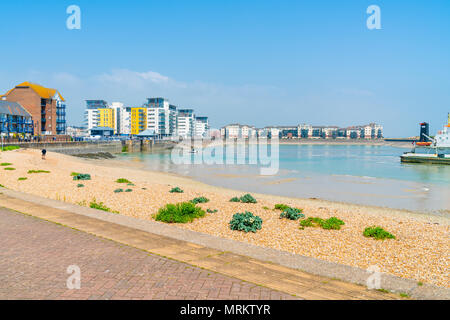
(0, 149), (448, 288)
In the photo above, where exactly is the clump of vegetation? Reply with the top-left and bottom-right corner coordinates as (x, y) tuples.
(262, 206), (270, 210)
(73, 173), (91, 181)
(122, 145), (128, 153)
(1, 146), (20, 152)
(239, 194), (257, 203)
(116, 178), (132, 184)
(363, 226), (396, 240)
(274, 204), (290, 211)
(299, 217), (345, 230)
(191, 197), (209, 204)
(155, 202), (205, 223)
(229, 211), (263, 233)
(114, 188), (124, 193)
(125, 189), (133, 193)
(0, 184), (6, 188)
(127, 183), (135, 186)
(18, 177), (28, 181)
(207, 209), (218, 213)
(70, 172), (80, 176)
(1, 163), (13, 166)
(77, 184), (85, 188)
(280, 207), (305, 221)
(229, 194), (257, 204)
(170, 187), (184, 193)
(89, 199), (118, 213)
(4, 167), (16, 171)
(28, 170), (50, 174)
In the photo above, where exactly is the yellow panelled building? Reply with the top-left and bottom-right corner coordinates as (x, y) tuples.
(98, 108), (115, 129)
(131, 107), (147, 135)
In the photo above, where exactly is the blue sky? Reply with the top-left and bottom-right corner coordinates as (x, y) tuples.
(0, 0), (449, 137)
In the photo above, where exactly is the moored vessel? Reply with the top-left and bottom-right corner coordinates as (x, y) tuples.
(401, 114), (450, 165)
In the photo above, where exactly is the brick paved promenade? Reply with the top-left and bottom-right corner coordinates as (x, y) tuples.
(0, 207), (297, 300)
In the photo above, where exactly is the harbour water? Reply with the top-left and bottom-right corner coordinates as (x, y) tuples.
(117, 144), (450, 215)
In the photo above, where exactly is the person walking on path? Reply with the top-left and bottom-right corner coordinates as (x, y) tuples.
(41, 149), (47, 160)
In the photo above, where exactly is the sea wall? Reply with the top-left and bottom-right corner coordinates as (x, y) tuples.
(4, 140), (177, 156)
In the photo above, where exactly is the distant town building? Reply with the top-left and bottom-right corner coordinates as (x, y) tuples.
(1, 82), (67, 135)
(66, 126), (88, 138)
(0, 100), (33, 136)
(221, 123), (383, 140)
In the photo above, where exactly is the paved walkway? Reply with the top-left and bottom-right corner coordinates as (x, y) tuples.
(0, 192), (398, 300)
(0, 207), (297, 300)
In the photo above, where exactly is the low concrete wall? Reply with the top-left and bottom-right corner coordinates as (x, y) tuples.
(5, 140), (177, 156)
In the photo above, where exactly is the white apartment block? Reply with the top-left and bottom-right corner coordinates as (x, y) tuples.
(146, 98), (178, 137)
(177, 109), (195, 137)
(194, 116), (209, 137)
(110, 102), (132, 135)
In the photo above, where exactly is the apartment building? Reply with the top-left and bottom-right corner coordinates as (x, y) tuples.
(131, 107), (147, 135)
(85, 100), (108, 130)
(0, 100), (33, 136)
(2, 82), (67, 135)
(194, 116), (209, 137)
(145, 98), (177, 137)
(110, 102), (131, 135)
(177, 109), (195, 137)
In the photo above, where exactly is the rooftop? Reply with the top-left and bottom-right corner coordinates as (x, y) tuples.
(4, 82), (65, 102)
(0, 100), (32, 117)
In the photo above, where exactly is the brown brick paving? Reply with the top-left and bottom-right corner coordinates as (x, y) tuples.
(0, 207), (298, 300)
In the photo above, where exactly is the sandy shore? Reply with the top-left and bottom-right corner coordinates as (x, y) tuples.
(1, 149), (448, 288)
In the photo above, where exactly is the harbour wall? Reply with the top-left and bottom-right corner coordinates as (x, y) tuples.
(3, 140), (176, 156)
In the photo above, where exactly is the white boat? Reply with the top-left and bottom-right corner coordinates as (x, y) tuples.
(401, 114), (450, 165)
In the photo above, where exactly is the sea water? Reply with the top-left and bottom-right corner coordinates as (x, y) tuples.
(117, 144), (450, 214)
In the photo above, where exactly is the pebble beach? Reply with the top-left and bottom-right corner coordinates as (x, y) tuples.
(1, 149), (448, 288)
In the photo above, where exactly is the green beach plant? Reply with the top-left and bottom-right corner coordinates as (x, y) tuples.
(170, 187), (184, 193)
(116, 178), (132, 184)
(363, 226), (396, 240)
(239, 194), (257, 203)
(28, 170), (50, 174)
(280, 207), (305, 221)
(155, 202), (205, 223)
(4, 167), (16, 171)
(77, 184), (84, 188)
(1, 146), (20, 152)
(18, 177), (28, 181)
(125, 189), (133, 192)
(207, 209), (218, 213)
(73, 173), (91, 181)
(230, 197), (240, 202)
(1, 163), (13, 166)
(89, 199), (118, 213)
(190, 196), (209, 204)
(229, 212), (263, 233)
(299, 217), (345, 230)
(114, 188), (124, 193)
(274, 204), (290, 211)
